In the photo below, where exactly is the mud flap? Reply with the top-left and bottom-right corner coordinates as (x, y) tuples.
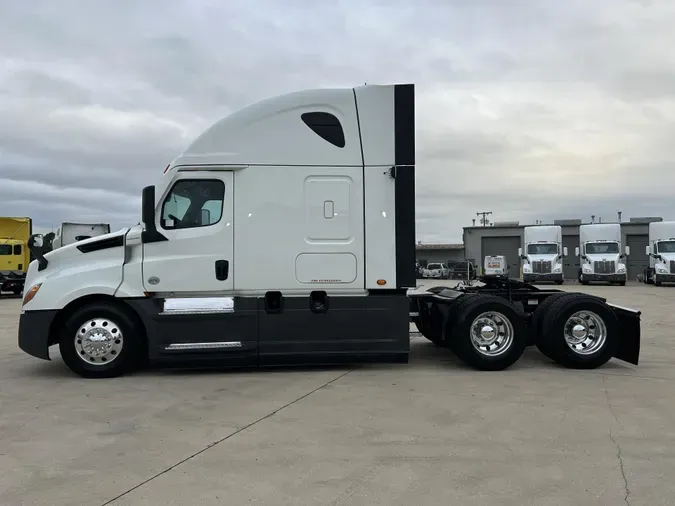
(608, 304), (641, 365)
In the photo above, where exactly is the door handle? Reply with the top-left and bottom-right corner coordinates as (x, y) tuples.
(215, 260), (229, 281)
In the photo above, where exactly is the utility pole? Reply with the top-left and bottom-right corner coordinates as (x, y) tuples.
(476, 211), (492, 227)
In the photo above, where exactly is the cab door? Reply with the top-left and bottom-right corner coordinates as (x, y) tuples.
(142, 170), (234, 294)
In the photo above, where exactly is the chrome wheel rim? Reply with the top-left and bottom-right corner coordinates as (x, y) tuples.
(74, 318), (123, 365)
(470, 311), (514, 356)
(564, 310), (606, 355)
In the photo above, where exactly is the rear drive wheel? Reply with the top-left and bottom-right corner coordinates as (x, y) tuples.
(413, 303), (444, 345)
(530, 292), (569, 355)
(59, 302), (145, 378)
(446, 294), (527, 371)
(538, 294), (618, 369)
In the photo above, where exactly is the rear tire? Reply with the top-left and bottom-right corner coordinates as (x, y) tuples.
(530, 293), (569, 357)
(58, 302), (146, 378)
(446, 294), (527, 371)
(413, 304), (444, 345)
(538, 294), (618, 369)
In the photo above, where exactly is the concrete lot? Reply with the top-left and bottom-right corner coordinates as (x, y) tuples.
(0, 282), (674, 505)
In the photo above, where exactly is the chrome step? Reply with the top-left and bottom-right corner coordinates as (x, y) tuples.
(165, 341), (242, 351)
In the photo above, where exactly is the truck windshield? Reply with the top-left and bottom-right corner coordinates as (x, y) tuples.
(657, 241), (675, 253)
(0, 245), (11, 255)
(527, 243), (558, 255)
(427, 263), (442, 270)
(585, 242), (619, 254)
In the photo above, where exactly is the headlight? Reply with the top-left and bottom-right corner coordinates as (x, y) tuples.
(617, 267), (626, 274)
(22, 283), (41, 306)
(583, 266), (592, 273)
(523, 265), (531, 272)
(553, 266), (562, 273)
(656, 265), (668, 273)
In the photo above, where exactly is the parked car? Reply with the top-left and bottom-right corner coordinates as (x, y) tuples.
(422, 262), (450, 279)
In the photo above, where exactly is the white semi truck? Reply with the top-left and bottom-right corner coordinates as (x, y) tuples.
(644, 221), (675, 286)
(52, 222), (111, 250)
(576, 223), (628, 286)
(519, 225), (566, 285)
(18, 83), (642, 378)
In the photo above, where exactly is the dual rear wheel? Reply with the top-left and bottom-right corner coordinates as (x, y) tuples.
(422, 292), (618, 371)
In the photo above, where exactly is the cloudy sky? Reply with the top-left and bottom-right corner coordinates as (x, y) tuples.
(1, 0), (674, 243)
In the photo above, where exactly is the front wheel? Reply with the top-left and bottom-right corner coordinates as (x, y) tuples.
(446, 294), (527, 371)
(58, 302), (146, 378)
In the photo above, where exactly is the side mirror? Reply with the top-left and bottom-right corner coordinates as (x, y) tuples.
(575, 247), (580, 257)
(645, 245), (650, 256)
(141, 185), (167, 243)
(563, 246), (568, 257)
(201, 208), (211, 225)
(625, 245), (630, 256)
(27, 234), (48, 271)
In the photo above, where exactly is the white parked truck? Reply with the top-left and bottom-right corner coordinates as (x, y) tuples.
(422, 262), (449, 279)
(52, 222), (111, 250)
(519, 225), (566, 285)
(18, 83), (642, 378)
(644, 221), (675, 286)
(576, 223), (628, 285)
(483, 255), (507, 277)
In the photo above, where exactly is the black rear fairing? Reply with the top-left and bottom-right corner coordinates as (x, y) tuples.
(607, 303), (641, 365)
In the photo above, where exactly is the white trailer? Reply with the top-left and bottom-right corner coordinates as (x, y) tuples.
(52, 222), (111, 250)
(576, 223), (628, 285)
(18, 83), (643, 378)
(644, 221), (675, 286)
(519, 225), (566, 285)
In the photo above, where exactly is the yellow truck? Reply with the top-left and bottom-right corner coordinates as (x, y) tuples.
(0, 217), (32, 295)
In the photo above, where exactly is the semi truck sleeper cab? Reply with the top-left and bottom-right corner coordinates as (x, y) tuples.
(17, 83), (642, 378)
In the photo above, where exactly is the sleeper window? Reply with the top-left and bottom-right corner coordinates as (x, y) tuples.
(161, 179), (225, 230)
(0, 245), (11, 255)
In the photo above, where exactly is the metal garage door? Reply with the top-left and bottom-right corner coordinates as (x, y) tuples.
(562, 235), (580, 281)
(481, 237), (521, 277)
(626, 234), (649, 280)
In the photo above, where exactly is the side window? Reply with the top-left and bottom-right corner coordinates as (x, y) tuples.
(301, 112), (345, 148)
(161, 179), (225, 230)
(13, 245), (21, 255)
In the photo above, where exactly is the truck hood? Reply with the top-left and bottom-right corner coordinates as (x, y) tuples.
(585, 253), (621, 262)
(526, 254), (560, 262)
(43, 228), (129, 264)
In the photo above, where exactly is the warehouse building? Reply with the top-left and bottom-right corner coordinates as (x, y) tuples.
(416, 243), (465, 267)
(462, 217), (663, 280)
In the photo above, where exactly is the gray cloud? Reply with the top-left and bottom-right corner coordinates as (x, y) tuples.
(2, 0), (675, 242)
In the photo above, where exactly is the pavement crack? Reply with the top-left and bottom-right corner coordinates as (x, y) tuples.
(603, 377), (631, 505)
(609, 428), (631, 506)
(100, 369), (355, 506)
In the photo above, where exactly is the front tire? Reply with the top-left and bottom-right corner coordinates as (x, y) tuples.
(446, 294), (527, 371)
(538, 294), (618, 369)
(58, 302), (146, 378)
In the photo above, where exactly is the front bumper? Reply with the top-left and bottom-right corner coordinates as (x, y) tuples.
(523, 273), (563, 282)
(18, 309), (58, 360)
(582, 273), (626, 282)
(654, 273), (675, 282)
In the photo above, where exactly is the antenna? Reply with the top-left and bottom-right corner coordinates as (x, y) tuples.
(472, 219), (476, 226)
(476, 211), (492, 227)
(591, 215), (595, 224)
(618, 211), (622, 222)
